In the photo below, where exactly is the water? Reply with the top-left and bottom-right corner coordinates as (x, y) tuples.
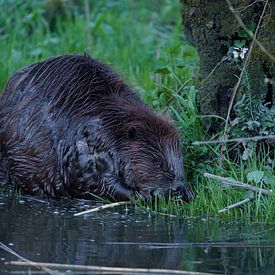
(0, 194), (274, 274)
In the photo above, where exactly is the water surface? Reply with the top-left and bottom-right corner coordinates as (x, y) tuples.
(0, 194), (274, 274)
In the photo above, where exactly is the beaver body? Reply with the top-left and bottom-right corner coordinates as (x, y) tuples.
(0, 55), (191, 201)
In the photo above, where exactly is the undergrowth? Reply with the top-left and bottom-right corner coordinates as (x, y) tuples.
(0, 0), (274, 222)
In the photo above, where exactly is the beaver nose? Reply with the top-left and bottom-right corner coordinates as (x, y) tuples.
(171, 181), (184, 192)
(171, 181), (194, 202)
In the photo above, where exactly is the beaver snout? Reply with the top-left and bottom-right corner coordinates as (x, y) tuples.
(171, 181), (194, 202)
(138, 181), (193, 202)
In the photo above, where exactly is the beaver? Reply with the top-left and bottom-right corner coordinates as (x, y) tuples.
(0, 54), (192, 202)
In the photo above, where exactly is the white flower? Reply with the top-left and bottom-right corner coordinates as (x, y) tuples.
(233, 50), (239, 58)
(240, 47), (248, 59)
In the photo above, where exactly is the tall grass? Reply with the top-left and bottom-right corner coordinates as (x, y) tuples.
(0, 0), (274, 222)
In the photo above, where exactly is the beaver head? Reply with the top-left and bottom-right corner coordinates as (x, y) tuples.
(97, 99), (193, 202)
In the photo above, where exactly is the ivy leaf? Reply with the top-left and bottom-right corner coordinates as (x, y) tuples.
(247, 171), (264, 184)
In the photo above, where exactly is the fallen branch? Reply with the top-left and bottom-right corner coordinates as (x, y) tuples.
(218, 197), (255, 213)
(74, 201), (131, 216)
(204, 173), (273, 196)
(192, 135), (275, 145)
(6, 261), (217, 275)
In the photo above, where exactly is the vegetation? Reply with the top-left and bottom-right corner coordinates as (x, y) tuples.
(0, 0), (274, 222)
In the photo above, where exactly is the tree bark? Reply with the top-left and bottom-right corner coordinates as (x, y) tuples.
(182, 0), (275, 131)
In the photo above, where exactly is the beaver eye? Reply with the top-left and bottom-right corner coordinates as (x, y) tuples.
(127, 126), (138, 140)
(153, 160), (161, 169)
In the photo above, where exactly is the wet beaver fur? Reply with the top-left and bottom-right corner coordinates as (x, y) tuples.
(0, 55), (192, 201)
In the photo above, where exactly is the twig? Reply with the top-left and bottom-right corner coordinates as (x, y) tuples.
(0, 242), (60, 275)
(228, 0), (275, 63)
(223, 0), (269, 136)
(192, 135), (275, 145)
(235, 0), (263, 12)
(218, 197), (255, 213)
(201, 56), (227, 84)
(256, 179), (264, 215)
(197, 114), (226, 121)
(19, 195), (48, 203)
(6, 261), (217, 275)
(74, 201), (131, 216)
(204, 173), (273, 196)
(105, 241), (275, 248)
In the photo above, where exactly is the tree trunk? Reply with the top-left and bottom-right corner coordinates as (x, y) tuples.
(182, 0), (275, 132)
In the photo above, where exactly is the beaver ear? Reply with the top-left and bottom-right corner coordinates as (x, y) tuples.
(127, 126), (138, 140)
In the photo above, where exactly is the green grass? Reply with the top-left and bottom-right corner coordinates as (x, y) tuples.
(0, 0), (274, 222)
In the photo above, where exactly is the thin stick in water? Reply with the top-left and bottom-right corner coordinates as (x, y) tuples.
(218, 197), (255, 213)
(74, 201), (131, 216)
(7, 261), (217, 275)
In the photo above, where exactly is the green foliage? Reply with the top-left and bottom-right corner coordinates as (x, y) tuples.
(247, 170), (264, 184)
(229, 71), (275, 137)
(231, 94), (275, 136)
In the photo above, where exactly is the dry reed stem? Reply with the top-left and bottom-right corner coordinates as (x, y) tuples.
(74, 201), (131, 216)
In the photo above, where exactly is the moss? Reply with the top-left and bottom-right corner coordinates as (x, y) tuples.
(182, 0), (275, 131)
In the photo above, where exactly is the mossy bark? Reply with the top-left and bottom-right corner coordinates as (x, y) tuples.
(182, 0), (275, 130)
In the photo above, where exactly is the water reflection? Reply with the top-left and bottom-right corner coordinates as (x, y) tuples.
(0, 194), (274, 274)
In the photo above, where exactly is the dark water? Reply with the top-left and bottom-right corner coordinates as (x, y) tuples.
(0, 194), (274, 275)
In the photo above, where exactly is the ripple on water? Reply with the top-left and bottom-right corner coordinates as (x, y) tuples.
(0, 194), (274, 275)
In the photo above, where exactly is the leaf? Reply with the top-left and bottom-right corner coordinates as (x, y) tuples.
(263, 176), (275, 187)
(234, 39), (246, 48)
(247, 171), (264, 184)
(155, 67), (170, 74)
(242, 148), (251, 160)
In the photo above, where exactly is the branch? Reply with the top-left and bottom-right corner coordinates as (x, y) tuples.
(218, 197), (255, 213)
(204, 173), (273, 196)
(74, 201), (131, 216)
(192, 135), (275, 145)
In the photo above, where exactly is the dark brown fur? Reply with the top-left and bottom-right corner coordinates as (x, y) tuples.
(0, 55), (192, 201)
